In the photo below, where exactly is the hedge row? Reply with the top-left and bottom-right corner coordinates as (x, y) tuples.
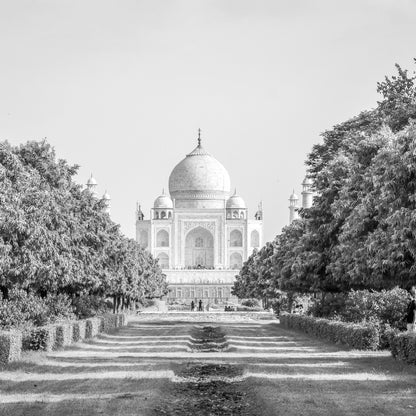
(390, 332), (416, 364)
(279, 313), (380, 350)
(0, 313), (128, 365)
(0, 330), (22, 364)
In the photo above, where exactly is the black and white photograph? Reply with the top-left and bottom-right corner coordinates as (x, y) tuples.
(0, 1), (416, 415)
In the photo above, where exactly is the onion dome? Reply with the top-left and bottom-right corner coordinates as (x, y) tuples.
(289, 190), (299, 201)
(154, 189), (173, 209)
(168, 131), (231, 202)
(226, 189), (246, 209)
(302, 176), (313, 186)
(86, 174), (97, 186)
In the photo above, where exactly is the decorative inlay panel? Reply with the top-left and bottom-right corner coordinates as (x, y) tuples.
(183, 221), (216, 234)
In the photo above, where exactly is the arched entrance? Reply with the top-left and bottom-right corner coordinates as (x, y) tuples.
(185, 227), (214, 269)
(157, 252), (169, 269)
(230, 252), (243, 269)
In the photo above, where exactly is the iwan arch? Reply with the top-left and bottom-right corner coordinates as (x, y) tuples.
(136, 132), (263, 305)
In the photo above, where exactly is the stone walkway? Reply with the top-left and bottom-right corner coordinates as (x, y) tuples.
(1, 316), (416, 415)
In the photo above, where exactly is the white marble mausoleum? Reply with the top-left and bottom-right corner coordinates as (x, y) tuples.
(136, 133), (263, 305)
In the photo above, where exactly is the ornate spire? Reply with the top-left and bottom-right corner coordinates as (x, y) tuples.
(197, 128), (201, 146)
(136, 202), (144, 221)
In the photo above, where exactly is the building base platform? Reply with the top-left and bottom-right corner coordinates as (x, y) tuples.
(164, 269), (239, 305)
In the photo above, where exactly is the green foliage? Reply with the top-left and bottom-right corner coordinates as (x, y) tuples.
(72, 295), (108, 319)
(0, 330), (22, 364)
(390, 332), (416, 364)
(308, 294), (346, 318)
(22, 325), (56, 351)
(340, 287), (410, 329)
(71, 320), (86, 342)
(280, 313), (380, 350)
(236, 305), (262, 312)
(54, 323), (73, 348)
(232, 242), (278, 301)
(233, 60), (416, 301)
(0, 289), (75, 330)
(0, 139), (167, 329)
(85, 317), (102, 338)
(241, 298), (260, 308)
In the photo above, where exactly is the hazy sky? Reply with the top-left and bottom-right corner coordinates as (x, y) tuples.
(1, 0), (415, 242)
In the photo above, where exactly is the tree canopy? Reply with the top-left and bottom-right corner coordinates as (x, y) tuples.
(0, 140), (167, 307)
(233, 60), (416, 298)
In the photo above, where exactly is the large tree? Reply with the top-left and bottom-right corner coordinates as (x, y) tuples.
(0, 140), (167, 306)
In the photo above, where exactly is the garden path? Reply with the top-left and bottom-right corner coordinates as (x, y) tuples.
(1, 315), (416, 415)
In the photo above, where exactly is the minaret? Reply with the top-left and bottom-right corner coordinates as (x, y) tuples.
(289, 190), (299, 224)
(102, 191), (111, 214)
(301, 176), (313, 209)
(255, 201), (263, 220)
(136, 202), (144, 221)
(86, 174), (98, 197)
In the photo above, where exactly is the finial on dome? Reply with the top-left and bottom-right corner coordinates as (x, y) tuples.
(162, 188), (165, 195)
(197, 128), (201, 146)
(233, 188), (237, 196)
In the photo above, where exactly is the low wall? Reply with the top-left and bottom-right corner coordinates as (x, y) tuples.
(0, 313), (129, 366)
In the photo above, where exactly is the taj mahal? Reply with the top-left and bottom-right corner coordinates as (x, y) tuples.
(135, 131), (263, 305)
(84, 131), (313, 306)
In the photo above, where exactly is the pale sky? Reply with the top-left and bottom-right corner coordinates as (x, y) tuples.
(0, 0), (415, 242)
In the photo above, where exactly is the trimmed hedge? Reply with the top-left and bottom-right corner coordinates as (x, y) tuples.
(3, 313), (128, 361)
(0, 330), (22, 364)
(72, 320), (87, 342)
(101, 314), (118, 333)
(54, 323), (73, 348)
(117, 314), (126, 327)
(85, 317), (102, 339)
(280, 313), (379, 350)
(23, 325), (56, 351)
(390, 332), (416, 364)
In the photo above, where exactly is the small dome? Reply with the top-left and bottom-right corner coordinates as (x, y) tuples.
(226, 190), (246, 209)
(302, 176), (313, 186)
(102, 191), (111, 201)
(289, 190), (299, 200)
(154, 191), (173, 209)
(86, 174), (97, 186)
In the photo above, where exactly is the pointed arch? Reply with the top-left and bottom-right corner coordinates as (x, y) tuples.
(156, 229), (169, 247)
(230, 252), (243, 269)
(251, 230), (260, 248)
(230, 229), (243, 247)
(185, 226), (214, 268)
(157, 252), (169, 269)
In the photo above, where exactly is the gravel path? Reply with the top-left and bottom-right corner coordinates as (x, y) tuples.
(1, 315), (416, 415)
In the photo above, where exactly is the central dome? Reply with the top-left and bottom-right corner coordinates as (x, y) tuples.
(169, 142), (231, 204)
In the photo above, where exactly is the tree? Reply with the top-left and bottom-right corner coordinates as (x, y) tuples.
(0, 139), (167, 315)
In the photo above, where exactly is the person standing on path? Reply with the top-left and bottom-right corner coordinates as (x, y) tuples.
(191, 300), (195, 311)
(198, 299), (203, 311)
(406, 286), (416, 332)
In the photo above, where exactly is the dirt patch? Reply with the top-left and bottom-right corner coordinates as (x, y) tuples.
(155, 379), (251, 415)
(177, 363), (243, 381)
(190, 326), (228, 352)
(154, 326), (253, 415)
(154, 363), (251, 416)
